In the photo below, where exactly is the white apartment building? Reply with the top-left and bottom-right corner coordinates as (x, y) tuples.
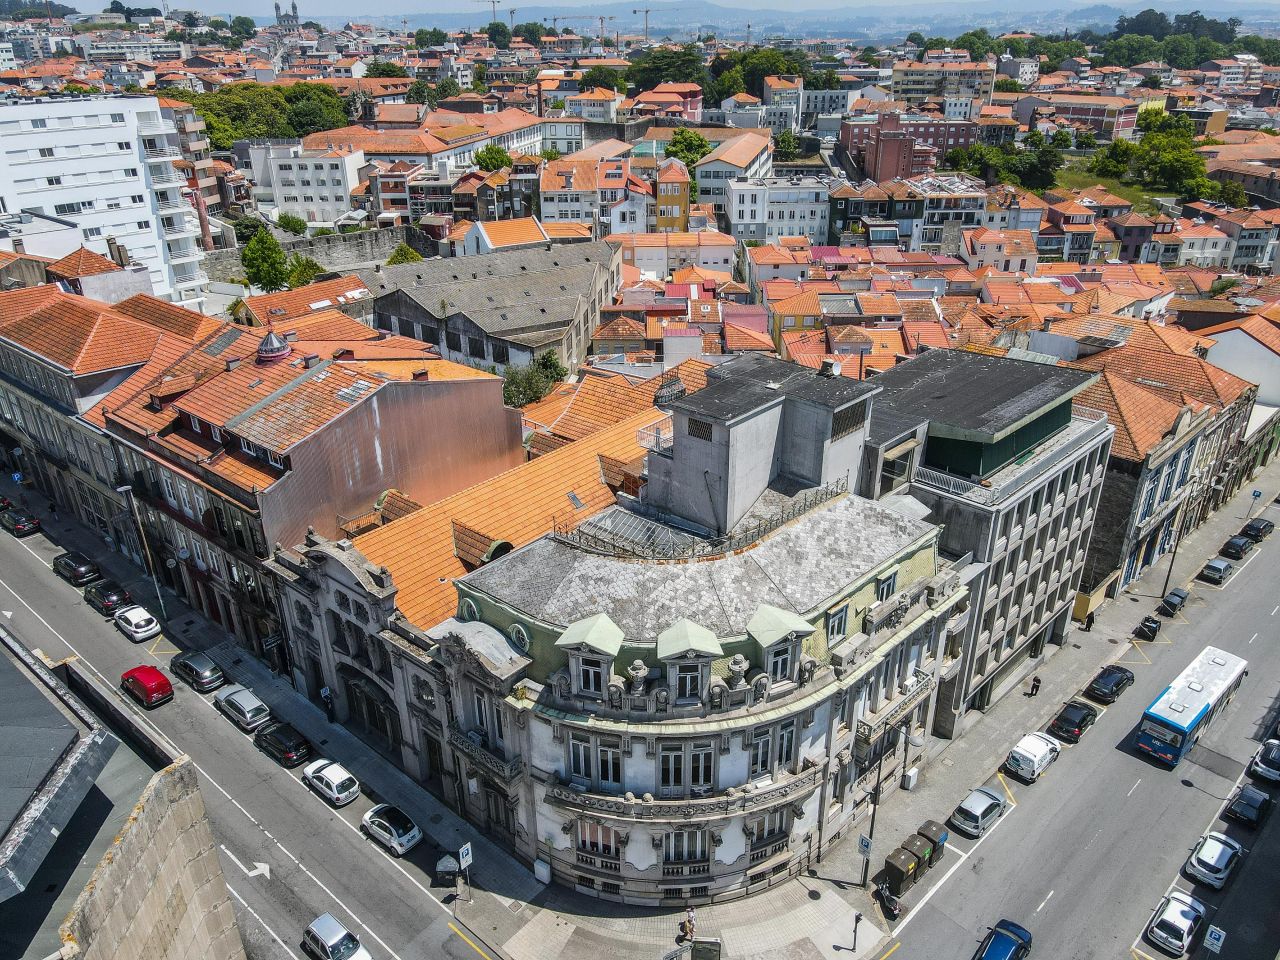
(0, 96), (208, 308)
(0, 43), (16, 71)
(801, 88), (858, 122)
(541, 118), (584, 155)
(241, 140), (367, 230)
(694, 133), (773, 215)
(727, 176), (831, 243)
(74, 35), (188, 63)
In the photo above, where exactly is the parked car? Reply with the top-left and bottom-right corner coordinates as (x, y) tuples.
(1048, 700), (1099, 743)
(1249, 739), (1280, 783)
(360, 804), (422, 856)
(120, 665), (173, 709)
(971, 919), (1033, 960)
(1145, 889), (1205, 956)
(213, 684), (272, 732)
(302, 914), (372, 960)
(1225, 784), (1271, 828)
(1004, 732), (1060, 783)
(1085, 665), (1136, 704)
(1220, 535), (1254, 560)
(1135, 616), (1162, 640)
(84, 579), (132, 615)
(1184, 831), (1243, 890)
(254, 721), (311, 767)
(114, 605), (162, 642)
(1158, 587), (1189, 616)
(301, 759), (361, 807)
(52, 551), (100, 585)
(0, 509), (41, 536)
(948, 786), (1008, 838)
(1240, 517), (1274, 542)
(169, 650), (225, 692)
(1199, 558), (1233, 585)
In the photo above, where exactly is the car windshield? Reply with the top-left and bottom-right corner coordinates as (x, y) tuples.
(1262, 744), (1280, 764)
(330, 933), (361, 960)
(1231, 795), (1259, 817)
(246, 704), (269, 719)
(334, 777), (358, 794)
(1153, 918), (1185, 941)
(381, 808), (415, 834)
(134, 617), (155, 628)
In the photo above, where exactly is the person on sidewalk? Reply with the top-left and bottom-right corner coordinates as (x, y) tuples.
(683, 905), (696, 941)
(1030, 675), (1042, 697)
(47, 498), (58, 522)
(1084, 612), (1095, 632)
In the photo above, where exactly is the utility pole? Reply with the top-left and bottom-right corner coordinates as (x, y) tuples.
(632, 7), (650, 44)
(1160, 477), (1207, 599)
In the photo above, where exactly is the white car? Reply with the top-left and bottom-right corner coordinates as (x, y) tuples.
(1146, 889), (1206, 955)
(360, 803), (422, 855)
(1004, 732), (1061, 782)
(302, 759), (361, 807)
(1249, 739), (1280, 783)
(114, 604), (162, 642)
(1184, 832), (1243, 889)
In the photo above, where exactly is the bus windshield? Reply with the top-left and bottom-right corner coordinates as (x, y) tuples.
(1140, 718), (1183, 747)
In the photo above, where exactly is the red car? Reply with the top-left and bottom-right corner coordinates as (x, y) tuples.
(121, 665), (173, 708)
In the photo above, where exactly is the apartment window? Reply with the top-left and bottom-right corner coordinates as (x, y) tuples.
(777, 721), (796, 770)
(664, 828), (708, 863)
(676, 663), (701, 700)
(39, 147), (54, 158)
(117, 141), (131, 150)
(750, 809), (787, 844)
(832, 401), (867, 440)
(83, 227), (102, 239)
(445, 330), (462, 352)
(877, 572), (898, 602)
(660, 744), (685, 796)
(569, 734), (592, 780)
(189, 415), (202, 433)
(827, 604), (848, 640)
(210, 425), (222, 443)
(131, 194), (144, 203)
(31, 118), (46, 128)
(768, 644), (792, 683)
(46, 176), (61, 186)
(473, 689), (488, 731)
(137, 220), (150, 230)
(578, 821), (620, 857)
(578, 656), (604, 696)
(597, 742), (622, 788)
(749, 730), (772, 777)
(491, 342), (509, 365)
(466, 336), (486, 359)
(126, 168), (138, 178)
(110, 113), (124, 122)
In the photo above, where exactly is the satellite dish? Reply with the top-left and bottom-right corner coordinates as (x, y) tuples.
(831, 361), (842, 377)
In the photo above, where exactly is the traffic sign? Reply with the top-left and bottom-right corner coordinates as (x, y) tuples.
(459, 841), (473, 870)
(1253, 489), (1263, 499)
(858, 834), (872, 857)
(10, 472), (21, 483)
(1205, 926), (1226, 954)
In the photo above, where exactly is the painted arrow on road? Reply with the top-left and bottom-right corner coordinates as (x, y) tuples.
(220, 844), (271, 880)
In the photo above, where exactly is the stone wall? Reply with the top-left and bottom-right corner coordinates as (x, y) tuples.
(202, 224), (431, 282)
(55, 757), (246, 960)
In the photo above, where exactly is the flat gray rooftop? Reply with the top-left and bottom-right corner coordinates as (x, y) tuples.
(462, 493), (933, 643)
(674, 353), (879, 421)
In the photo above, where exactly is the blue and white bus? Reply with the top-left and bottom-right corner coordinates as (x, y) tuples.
(1136, 646), (1248, 767)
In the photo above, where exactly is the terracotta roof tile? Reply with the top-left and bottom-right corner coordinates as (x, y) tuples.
(1076, 370), (1187, 462)
(46, 246), (120, 279)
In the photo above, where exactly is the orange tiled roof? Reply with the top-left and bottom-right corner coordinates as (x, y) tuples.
(243, 275), (371, 323)
(1076, 370), (1188, 462)
(46, 246), (120, 279)
(723, 322), (774, 352)
(0, 289), (162, 375)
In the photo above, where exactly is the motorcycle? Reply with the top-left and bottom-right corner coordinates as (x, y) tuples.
(876, 880), (902, 921)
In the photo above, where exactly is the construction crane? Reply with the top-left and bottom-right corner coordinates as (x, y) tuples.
(597, 15), (616, 48)
(473, 0), (500, 24)
(633, 7), (650, 44)
(507, 7), (516, 27)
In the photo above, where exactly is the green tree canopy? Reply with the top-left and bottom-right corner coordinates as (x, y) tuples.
(627, 45), (707, 93)
(994, 77), (1022, 93)
(415, 27), (447, 47)
(474, 143), (513, 171)
(386, 242), (424, 265)
(277, 213), (308, 235)
(434, 77), (461, 102)
(407, 80), (431, 104)
(512, 21), (546, 46)
(365, 61), (409, 78)
(486, 20), (511, 49)
(775, 129), (799, 162)
(242, 229), (288, 292)
(502, 350), (569, 406)
(229, 15), (256, 37)
(664, 128), (712, 168)
(286, 254), (325, 288)
(579, 65), (625, 92)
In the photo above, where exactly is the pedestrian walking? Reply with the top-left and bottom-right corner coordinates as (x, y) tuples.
(1030, 675), (1042, 697)
(684, 905), (696, 941)
(47, 498), (58, 521)
(1084, 611), (1095, 632)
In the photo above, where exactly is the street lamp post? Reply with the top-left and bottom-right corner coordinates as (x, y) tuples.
(1160, 477), (1207, 600)
(859, 714), (926, 886)
(116, 484), (168, 621)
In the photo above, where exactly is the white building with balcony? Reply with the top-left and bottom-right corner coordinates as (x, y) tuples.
(726, 175), (831, 243)
(239, 140), (367, 230)
(0, 95), (208, 308)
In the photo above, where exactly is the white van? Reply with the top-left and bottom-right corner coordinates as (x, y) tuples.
(1004, 732), (1061, 782)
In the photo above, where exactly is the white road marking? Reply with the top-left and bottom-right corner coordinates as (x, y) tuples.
(1036, 890), (1054, 913)
(1236, 549), (1260, 574)
(226, 883), (302, 960)
(1127, 778), (1142, 797)
(220, 844), (271, 879)
(896, 814), (1010, 934)
(1249, 632), (1258, 644)
(1271, 605), (1279, 616)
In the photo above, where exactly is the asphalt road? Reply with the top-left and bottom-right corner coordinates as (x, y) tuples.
(889, 501), (1280, 960)
(0, 516), (493, 960)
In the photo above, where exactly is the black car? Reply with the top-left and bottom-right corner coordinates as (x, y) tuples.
(169, 650), (226, 692)
(253, 721), (311, 767)
(84, 580), (133, 615)
(1221, 535), (1254, 560)
(1225, 784), (1271, 828)
(0, 509), (41, 537)
(1159, 587), (1189, 616)
(1134, 615), (1162, 640)
(1240, 517), (1275, 543)
(1085, 665), (1135, 704)
(1048, 700), (1099, 743)
(53, 551), (101, 586)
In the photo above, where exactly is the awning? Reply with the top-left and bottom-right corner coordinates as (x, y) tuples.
(884, 437), (920, 460)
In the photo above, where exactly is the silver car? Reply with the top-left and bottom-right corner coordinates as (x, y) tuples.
(302, 913), (372, 960)
(1184, 832), (1243, 890)
(1250, 739), (1280, 783)
(1146, 889), (1205, 956)
(948, 786), (1008, 838)
(213, 684), (271, 732)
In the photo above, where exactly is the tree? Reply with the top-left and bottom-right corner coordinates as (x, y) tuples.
(475, 143), (513, 171)
(905, 31), (926, 46)
(1074, 129), (1097, 151)
(283, 84), (347, 137)
(664, 128), (712, 167)
(434, 77), (461, 102)
(208, 17), (226, 29)
(714, 65), (745, 101)
(579, 65), (625, 92)
(807, 68), (839, 91)
(386, 243), (423, 266)
(365, 61), (409, 78)
(228, 15), (256, 38)
(1089, 138), (1138, 178)
(540, 146), (561, 161)
(233, 217), (266, 244)
(994, 77), (1022, 93)
(277, 213), (308, 235)
(775, 129), (799, 162)
(1114, 9), (1171, 39)
(512, 21), (545, 46)
(502, 350), (568, 406)
(414, 27), (446, 47)
(1139, 74), (1162, 89)
(627, 45), (707, 92)
(191, 83), (294, 149)
(241, 229), (288, 292)
(532, 350), (567, 384)
(1050, 129), (1073, 149)
(407, 80), (431, 104)
(286, 254), (325, 288)
(486, 21), (511, 49)
(1218, 180), (1248, 207)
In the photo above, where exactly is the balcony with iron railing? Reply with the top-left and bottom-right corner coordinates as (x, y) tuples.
(855, 668), (936, 745)
(447, 722), (524, 782)
(575, 849), (622, 873)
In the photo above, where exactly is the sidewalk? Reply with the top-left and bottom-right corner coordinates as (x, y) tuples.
(4, 460), (1278, 960)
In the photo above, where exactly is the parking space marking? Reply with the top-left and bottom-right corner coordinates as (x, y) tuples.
(147, 634), (181, 657)
(896, 811), (1011, 935)
(1119, 640), (1153, 666)
(996, 772), (1017, 806)
(226, 883), (302, 960)
(449, 923), (495, 960)
(1272, 605), (1279, 616)
(1127, 778), (1142, 797)
(873, 944), (901, 960)
(1035, 890), (1054, 913)
(1249, 632), (1258, 644)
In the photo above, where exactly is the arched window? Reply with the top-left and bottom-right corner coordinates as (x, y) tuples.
(509, 623), (530, 651)
(459, 597), (478, 622)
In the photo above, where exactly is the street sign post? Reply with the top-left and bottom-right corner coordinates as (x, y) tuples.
(459, 842), (473, 901)
(858, 834), (872, 857)
(1205, 926), (1225, 954)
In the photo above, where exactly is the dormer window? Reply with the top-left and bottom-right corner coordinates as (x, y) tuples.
(676, 663), (702, 700)
(555, 613), (624, 700)
(877, 572), (898, 603)
(768, 644), (793, 683)
(189, 414), (202, 433)
(578, 656), (604, 695)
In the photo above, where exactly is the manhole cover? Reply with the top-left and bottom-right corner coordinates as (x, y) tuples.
(1071, 642), (1082, 649)
(507, 902), (523, 914)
